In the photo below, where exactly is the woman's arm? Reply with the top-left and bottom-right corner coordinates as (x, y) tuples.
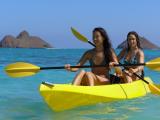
(110, 49), (119, 63)
(135, 50), (144, 72)
(65, 50), (92, 72)
(117, 48), (127, 61)
(110, 49), (122, 75)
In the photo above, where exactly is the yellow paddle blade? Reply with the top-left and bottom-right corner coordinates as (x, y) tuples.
(146, 57), (160, 71)
(5, 62), (40, 78)
(71, 27), (88, 42)
(148, 83), (160, 95)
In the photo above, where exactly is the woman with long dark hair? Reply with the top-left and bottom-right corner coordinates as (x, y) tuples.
(65, 27), (121, 86)
(117, 31), (144, 83)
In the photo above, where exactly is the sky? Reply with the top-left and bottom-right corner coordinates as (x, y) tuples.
(0, 0), (160, 48)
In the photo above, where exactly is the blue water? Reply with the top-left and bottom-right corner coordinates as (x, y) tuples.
(0, 48), (160, 120)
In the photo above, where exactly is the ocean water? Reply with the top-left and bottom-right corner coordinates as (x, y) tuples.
(0, 48), (160, 120)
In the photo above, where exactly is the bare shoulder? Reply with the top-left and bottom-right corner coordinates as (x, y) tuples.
(83, 49), (94, 58)
(121, 48), (127, 53)
(110, 48), (117, 54)
(110, 48), (115, 52)
(118, 48), (127, 58)
(137, 49), (144, 56)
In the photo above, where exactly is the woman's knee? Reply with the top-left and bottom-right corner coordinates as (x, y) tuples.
(80, 70), (85, 74)
(77, 70), (86, 76)
(80, 70), (86, 73)
(125, 76), (132, 83)
(85, 72), (93, 76)
(85, 71), (92, 74)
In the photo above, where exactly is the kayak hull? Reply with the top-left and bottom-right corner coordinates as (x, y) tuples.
(39, 77), (152, 111)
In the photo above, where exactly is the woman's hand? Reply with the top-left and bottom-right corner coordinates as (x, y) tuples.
(123, 68), (137, 76)
(65, 64), (71, 71)
(123, 69), (132, 76)
(109, 62), (118, 69)
(128, 68), (137, 75)
(109, 62), (122, 77)
(65, 64), (79, 72)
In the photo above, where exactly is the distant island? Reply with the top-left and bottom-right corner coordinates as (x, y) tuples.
(0, 30), (53, 48)
(117, 36), (160, 49)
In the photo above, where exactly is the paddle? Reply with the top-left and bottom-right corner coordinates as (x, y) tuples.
(71, 27), (160, 95)
(4, 62), (104, 78)
(71, 27), (96, 47)
(5, 62), (155, 78)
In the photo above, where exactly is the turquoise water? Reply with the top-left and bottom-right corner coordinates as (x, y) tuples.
(0, 48), (160, 120)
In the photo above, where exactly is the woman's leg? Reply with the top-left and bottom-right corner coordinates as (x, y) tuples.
(122, 70), (133, 83)
(96, 75), (110, 85)
(85, 72), (95, 86)
(85, 72), (110, 86)
(72, 70), (86, 85)
(80, 74), (88, 86)
(125, 75), (133, 83)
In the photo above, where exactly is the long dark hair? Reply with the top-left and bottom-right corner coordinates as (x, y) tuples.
(93, 27), (112, 64)
(127, 31), (141, 51)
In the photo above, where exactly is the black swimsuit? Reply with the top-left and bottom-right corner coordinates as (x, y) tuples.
(89, 58), (106, 66)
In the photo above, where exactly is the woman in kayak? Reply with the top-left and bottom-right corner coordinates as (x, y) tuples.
(117, 31), (144, 83)
(65, 27), (121, 86)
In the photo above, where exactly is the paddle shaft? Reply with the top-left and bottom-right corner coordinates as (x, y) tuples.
(88, 41), (96, 47)
(40, 65), (104, 70)
(40, 63), (146, 70)
(133, 72), (149, 84)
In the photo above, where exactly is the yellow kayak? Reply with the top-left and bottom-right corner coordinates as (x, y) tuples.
(39, 77), (153, 111)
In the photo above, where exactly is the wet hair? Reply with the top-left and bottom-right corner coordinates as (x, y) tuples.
(93, 27), (112, 64)
(127, 31), (141, 51)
